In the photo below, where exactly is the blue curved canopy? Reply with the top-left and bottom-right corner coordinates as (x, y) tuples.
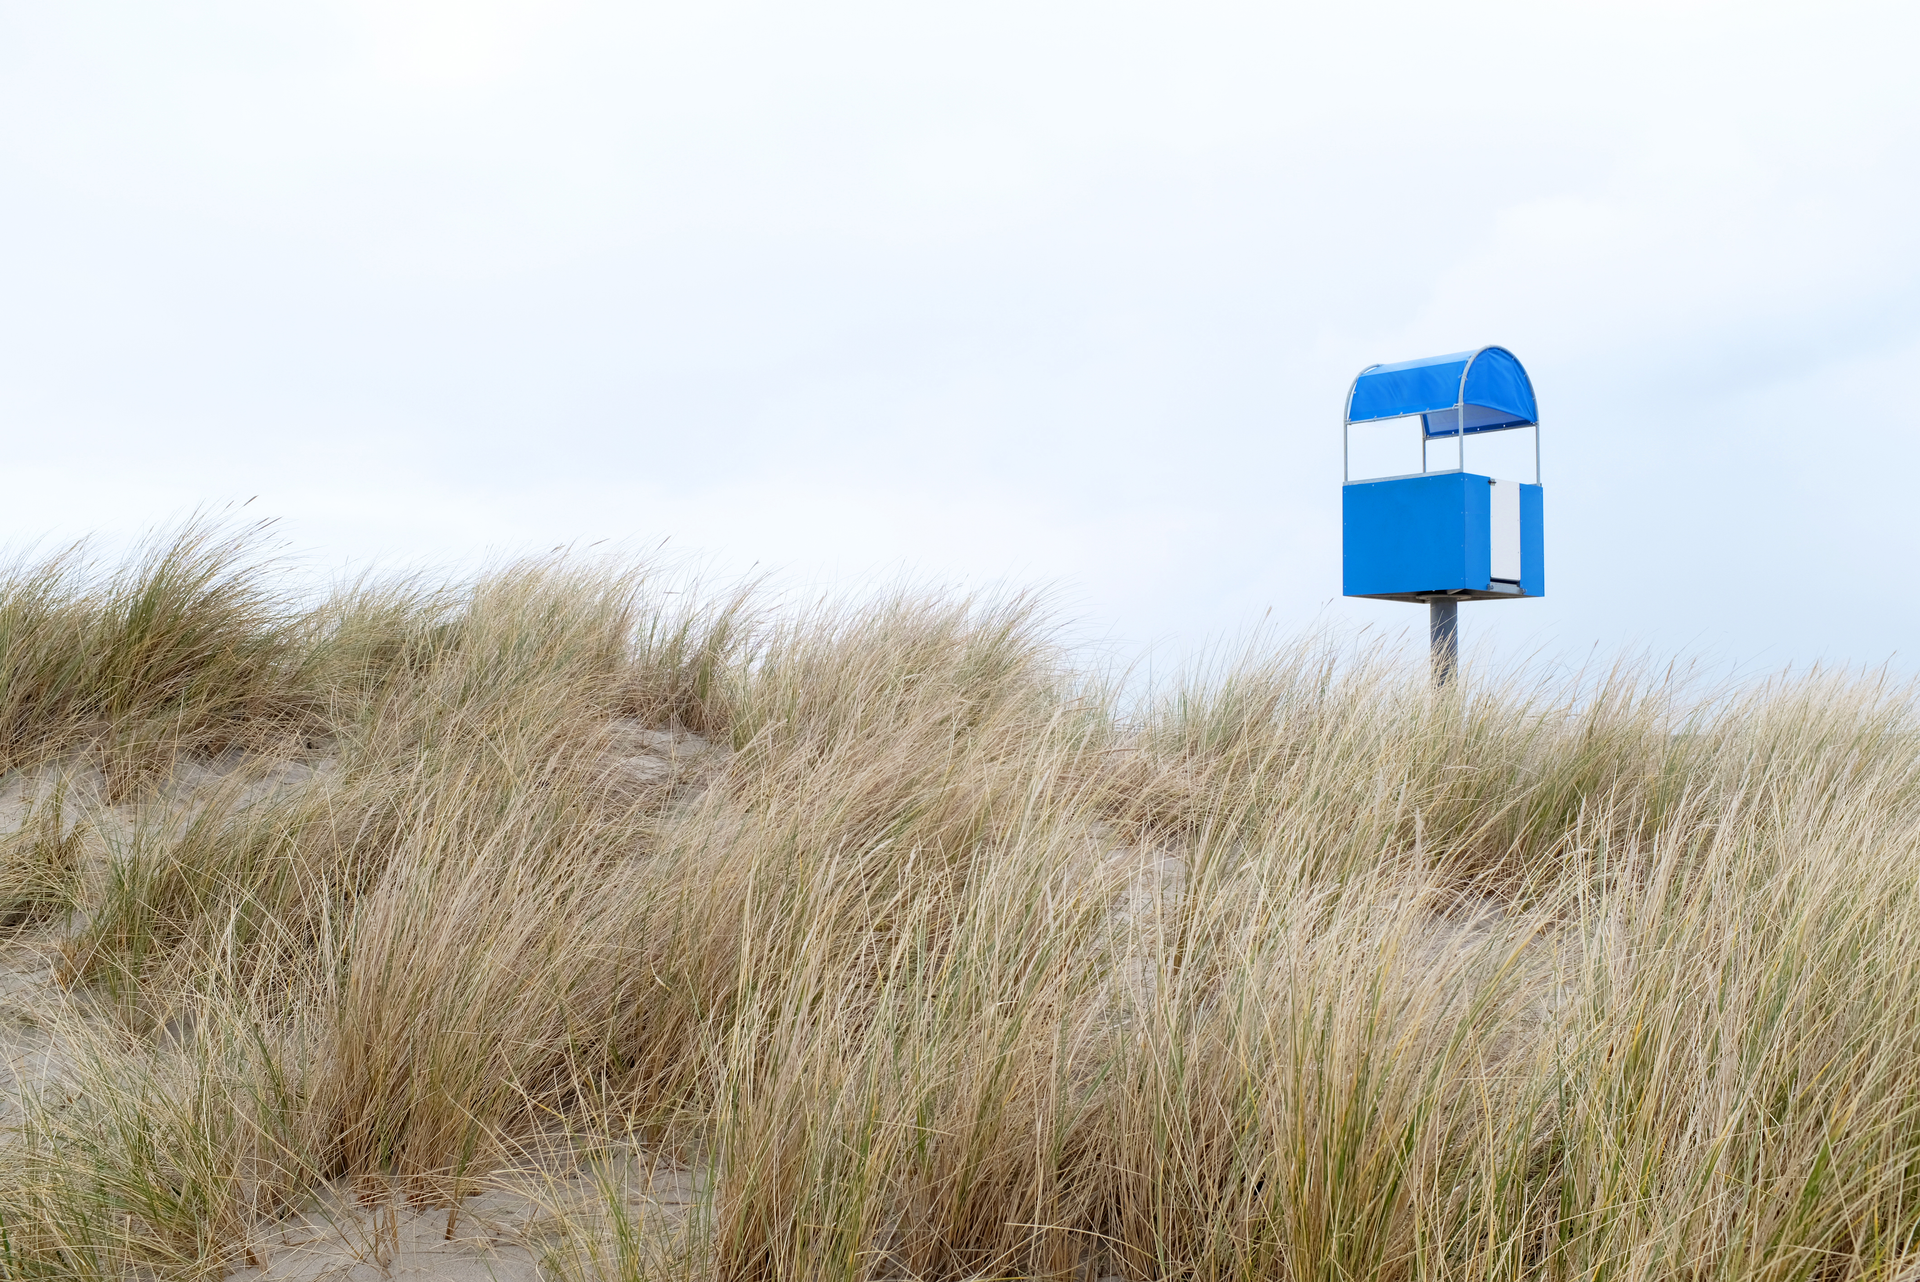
(1346, 347), (1537, 438)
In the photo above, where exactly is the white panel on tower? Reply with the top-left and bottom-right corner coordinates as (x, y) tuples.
(1489, 479), (1521, 583)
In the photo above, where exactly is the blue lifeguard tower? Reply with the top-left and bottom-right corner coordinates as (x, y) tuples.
(1342, 346), (1543, 679)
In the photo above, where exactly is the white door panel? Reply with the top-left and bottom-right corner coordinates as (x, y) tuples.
(1489, 479), (1521, 582)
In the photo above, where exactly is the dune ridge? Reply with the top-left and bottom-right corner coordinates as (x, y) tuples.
(0, 521), (1915, 1281)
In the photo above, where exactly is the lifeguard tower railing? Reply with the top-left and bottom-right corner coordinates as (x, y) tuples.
(1343, 346), (1540, 490)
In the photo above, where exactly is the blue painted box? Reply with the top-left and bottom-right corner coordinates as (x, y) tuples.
(1343, 473), (1543, 602)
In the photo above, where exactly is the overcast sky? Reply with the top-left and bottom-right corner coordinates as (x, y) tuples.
(2, 1), (1916, 676)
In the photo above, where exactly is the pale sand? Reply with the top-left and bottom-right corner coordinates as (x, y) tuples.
(224, 1153), (701, 1280)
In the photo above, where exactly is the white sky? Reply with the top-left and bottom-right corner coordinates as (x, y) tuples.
(2, 1), (1916, 676)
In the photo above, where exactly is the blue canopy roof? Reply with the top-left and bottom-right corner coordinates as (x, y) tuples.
(1346, 347), (1537, 438)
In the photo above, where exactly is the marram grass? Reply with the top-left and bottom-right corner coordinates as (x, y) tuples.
(0, 522), (1914, 1281)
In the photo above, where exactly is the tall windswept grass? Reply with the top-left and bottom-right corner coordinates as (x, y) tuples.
(0, 520), (303, 788)
(0, 523), (1918, 1281)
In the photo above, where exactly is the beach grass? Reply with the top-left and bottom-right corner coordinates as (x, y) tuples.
(0, 522), (1916, 1281)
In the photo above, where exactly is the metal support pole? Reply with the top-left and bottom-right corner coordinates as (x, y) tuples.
(1429, 597), (1458, 686)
